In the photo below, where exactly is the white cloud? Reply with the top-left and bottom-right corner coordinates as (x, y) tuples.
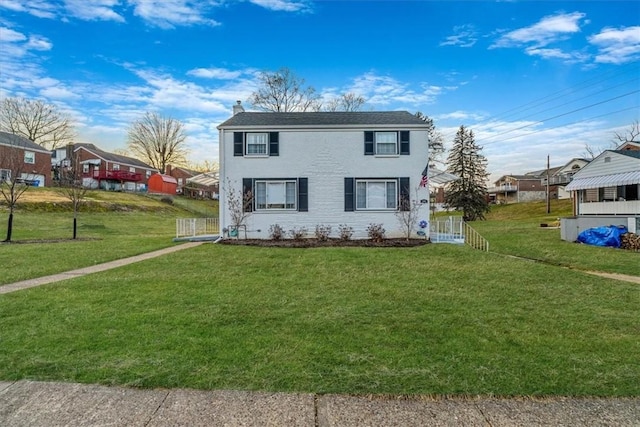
(249, 0), (311, 12)
(128, 0), (220, 29)
(589, 26), (640, 64)
(0, 27), (27, 42)
(40, 85), (82, 100)
(64, 0), (125, 22)
(492, 11), (586, 49)
(26, 35), (53, 51)
(0, 0), (57, 19)
(187, 67), (243, 80)
(347, 72), (447, 107)
(440, 24), (478, 48)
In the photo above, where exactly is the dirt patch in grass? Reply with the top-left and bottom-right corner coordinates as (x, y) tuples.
(219, 238), (430, 248)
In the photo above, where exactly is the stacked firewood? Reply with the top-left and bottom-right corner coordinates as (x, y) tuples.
(621, 232), (640, 251)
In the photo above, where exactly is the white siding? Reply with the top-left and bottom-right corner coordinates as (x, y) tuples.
(572, 152), (640, 179)
(220, 128), (430, 239)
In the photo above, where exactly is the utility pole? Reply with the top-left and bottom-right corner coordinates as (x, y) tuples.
(546, 154), (551, 214)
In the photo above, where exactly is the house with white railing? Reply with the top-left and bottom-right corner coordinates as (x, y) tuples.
(561, 150), (640, 242)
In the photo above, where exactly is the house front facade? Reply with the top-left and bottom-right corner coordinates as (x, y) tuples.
(488, 174), (546, 204)
(561, 150), (640, 241)
(72, 143), (156, 191)
(0, 131), (51, 187)
(218, 108), (431, 239)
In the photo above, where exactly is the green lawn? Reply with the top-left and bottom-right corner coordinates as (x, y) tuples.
(1, 194), (638, 396)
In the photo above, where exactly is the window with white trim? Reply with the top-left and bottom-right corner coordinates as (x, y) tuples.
(0, 169), (11, 182)
(246, 133), (268, 156)
(113, 163), (120, 170)
(255, 180), (297, 210)
(24, 151), (35, 164)
(129, 166), (136, 172)
(375, 132), (398, 155)
(146, 170), (151, 178)
(356, 180), (397, 210)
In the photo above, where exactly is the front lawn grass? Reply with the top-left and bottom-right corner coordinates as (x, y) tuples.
(1, 243), (638, 396)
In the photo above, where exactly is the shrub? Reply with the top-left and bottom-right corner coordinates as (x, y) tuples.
(289, 226), (307, 241)
(160, 196), (174, 205)
(338, 224), (353, 241)
(314, 224), (332, 241)
(367, 223), (385, 242)
(269, 224), (285, 241)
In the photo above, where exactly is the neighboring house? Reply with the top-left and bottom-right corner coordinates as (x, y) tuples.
(618, 141), (640, 151)
(218, 105), (431, 239)
(184, 172), (219, 199)
(488, 173), (547, 204)
(148, 173), (178, 195)
(0, 131), (51, 187)
(541, 158), (590, 200)
(165, 165), (198, 194)
(70, 143), (156, 191)
(562, 150), (640, 241)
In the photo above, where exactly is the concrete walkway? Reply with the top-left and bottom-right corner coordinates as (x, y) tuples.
(1, 380), (639, 426)
(0, 242), (204, 295)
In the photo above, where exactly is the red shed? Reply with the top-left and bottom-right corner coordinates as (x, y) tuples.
(148, 173), (177, 195)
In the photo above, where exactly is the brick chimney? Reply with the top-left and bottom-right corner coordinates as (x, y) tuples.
(232, 100), (245, 115)
(165, 164), (172, 176)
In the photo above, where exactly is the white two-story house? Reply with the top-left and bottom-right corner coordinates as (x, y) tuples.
(218, 103), (431, 239)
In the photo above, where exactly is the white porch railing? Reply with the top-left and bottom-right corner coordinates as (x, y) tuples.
(430, 217), (489, 252)
(578, 200), (640, 215)
(176, 218), (219, 238)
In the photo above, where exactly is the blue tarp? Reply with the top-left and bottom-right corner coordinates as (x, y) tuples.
(577, 225), (628, 248)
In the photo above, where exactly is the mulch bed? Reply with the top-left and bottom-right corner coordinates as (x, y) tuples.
(218, 238), (430, 248)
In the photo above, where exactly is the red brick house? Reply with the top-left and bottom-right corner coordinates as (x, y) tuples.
(165, 165), (198, 194)
(70, 143), (157, 191)
(0, 131), (51, 187)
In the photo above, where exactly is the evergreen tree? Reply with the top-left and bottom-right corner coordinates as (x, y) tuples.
(444, 125), (490, 221)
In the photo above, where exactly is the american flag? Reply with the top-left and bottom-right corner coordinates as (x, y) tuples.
(420, 164), (429, 187)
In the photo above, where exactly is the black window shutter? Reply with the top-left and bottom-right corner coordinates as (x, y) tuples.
(364, 131), (374, 155)
(344, 178), (355, 211)
(298, 178), (308, 212)
(399, 177), (410, 211)
(234, 132), (244, 156)
(400, 131), (410, 155)
(269, 132), (279, 156)
(242, 178), (253, 212)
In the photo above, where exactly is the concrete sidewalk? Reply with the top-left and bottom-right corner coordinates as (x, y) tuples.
(0, 242), (204, 295)
(1, 381), (639, 426)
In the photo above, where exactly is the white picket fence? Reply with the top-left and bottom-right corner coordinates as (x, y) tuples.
(430, 216), (489, 252)
(176, 218), (219, 238)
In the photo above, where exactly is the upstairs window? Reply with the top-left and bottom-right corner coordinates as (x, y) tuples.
(246, 133), (268, 155)
(375, 132), (398, 155)
(365, 131), (409, 156)
(113, 164), (120, 171)
(234, 132), (279, 157)
(129, 166), (136, 173)
(0, 169), (11, 182)
(24, 151), (35, 164)
(82, 164), (89, 173)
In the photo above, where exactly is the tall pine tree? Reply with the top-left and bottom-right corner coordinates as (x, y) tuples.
(445, 125), (490, 221)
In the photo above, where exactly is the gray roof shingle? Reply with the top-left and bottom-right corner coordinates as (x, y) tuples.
(218, 111), (429, 128)
(74, 143), (155, 169)
(0, 131), (51, 153)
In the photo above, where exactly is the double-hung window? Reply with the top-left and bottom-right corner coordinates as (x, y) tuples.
(246, 133), (268, 156)
(256, 180), (297, 210)
(375, 132), (398, 155)
(0, 169), (11, 182)
(24, 151), (35, 164)
(356, 179), (397, 210)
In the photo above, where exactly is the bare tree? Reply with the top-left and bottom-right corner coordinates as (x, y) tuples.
(395, 190), (423, 241)
(225, 179), (253, 239)
(323, 93), (366, 112)
(415, 112), (445, 164)
(614, 120), (640, 146)
(0, 97), (75, 150)
(127, 112), (187, 173)
(249, 67), (320, 112)
(56, 154), (88, 239)
(0, 143), (45, 241)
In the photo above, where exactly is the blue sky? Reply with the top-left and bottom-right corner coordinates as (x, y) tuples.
(1, 0), (638, 181)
